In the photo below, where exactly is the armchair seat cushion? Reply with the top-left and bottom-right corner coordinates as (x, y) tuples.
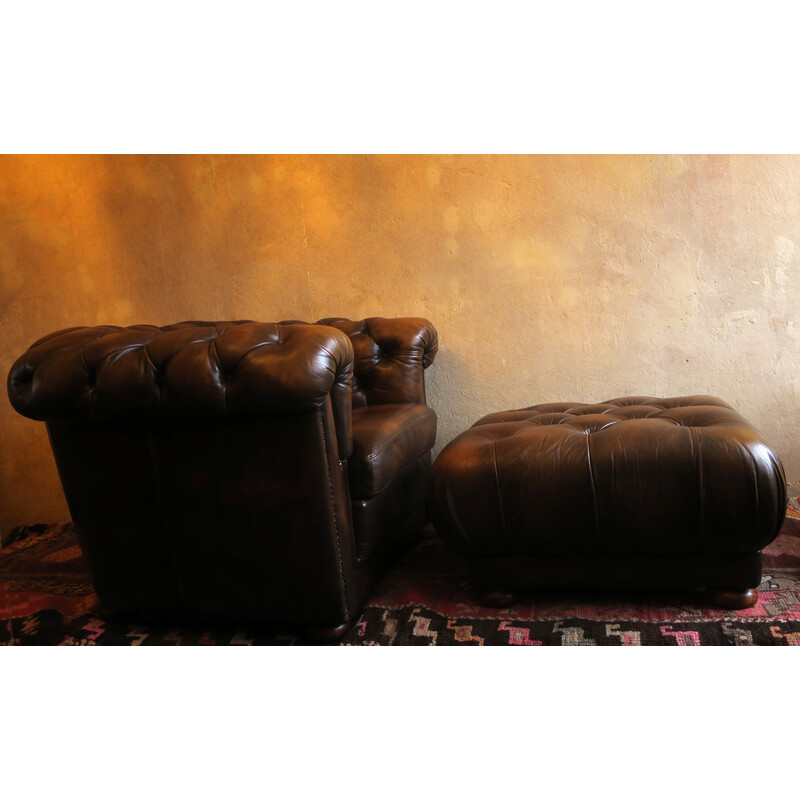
(349, 404), (437, 499)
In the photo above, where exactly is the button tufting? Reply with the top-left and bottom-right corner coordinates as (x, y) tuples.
(8, 317), (439, 422)
(471, 396), (741, 433)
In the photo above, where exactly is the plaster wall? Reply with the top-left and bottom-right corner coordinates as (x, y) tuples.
(1, 154), (798, 530)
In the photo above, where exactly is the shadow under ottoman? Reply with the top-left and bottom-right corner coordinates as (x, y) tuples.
(429, 395), (786, 609)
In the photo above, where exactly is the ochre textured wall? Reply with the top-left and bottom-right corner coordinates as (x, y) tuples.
(2, 154), (799, 530)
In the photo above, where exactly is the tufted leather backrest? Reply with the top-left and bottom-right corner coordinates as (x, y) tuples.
(8, 316), (439, 460)
(317, 317), (438, 407)
(7, 321), (354, 433)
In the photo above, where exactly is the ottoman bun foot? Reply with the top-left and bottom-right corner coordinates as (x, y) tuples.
(479, 589), (519, 609)
(707, 588), (759, 610)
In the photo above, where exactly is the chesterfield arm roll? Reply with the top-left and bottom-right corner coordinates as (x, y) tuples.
(8, 317), (438, 639)
(429, 396), (786, 610)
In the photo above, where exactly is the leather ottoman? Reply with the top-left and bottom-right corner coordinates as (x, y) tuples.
(429, 396), (786, 609)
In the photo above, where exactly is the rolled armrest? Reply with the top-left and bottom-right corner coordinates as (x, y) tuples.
(318, 317), (438, 406)
(7, 320), (354, 455)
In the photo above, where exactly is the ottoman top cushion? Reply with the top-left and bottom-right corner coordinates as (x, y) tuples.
(472, 395), (745, 433)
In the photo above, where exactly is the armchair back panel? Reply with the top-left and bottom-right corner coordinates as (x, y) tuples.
(45, 402), (359, 625)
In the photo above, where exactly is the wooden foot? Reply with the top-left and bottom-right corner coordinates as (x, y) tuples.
(306, 619), (355, 643)
(480, 589), (518, 608)
(708, 588), (759, 610)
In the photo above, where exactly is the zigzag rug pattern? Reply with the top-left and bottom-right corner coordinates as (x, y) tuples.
(2, 505), (800, 646)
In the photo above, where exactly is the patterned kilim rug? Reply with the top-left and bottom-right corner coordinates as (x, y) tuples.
(3, 503), (800, 646)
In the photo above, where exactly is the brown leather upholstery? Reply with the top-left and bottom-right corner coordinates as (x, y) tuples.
(8, 321), (357, 456)
(319, 317), (437, 407)
(8, 317), (438, 632)
(430, 396), (786, 597)
(349, 404), (437, 498)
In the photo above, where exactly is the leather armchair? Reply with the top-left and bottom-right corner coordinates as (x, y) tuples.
(7, 317), (438, 639)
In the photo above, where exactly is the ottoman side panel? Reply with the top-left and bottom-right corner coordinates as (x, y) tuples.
(430, 423), (600, 556)
(589, 415), (786, 555)
(589, 420), (708, 555)
(492, 427), (599, 555)
(655, 403), (786, 551)
(691, 425), (786, 552)
(429, 432), (505, 555)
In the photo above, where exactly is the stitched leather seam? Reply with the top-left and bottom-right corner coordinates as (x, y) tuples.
(230, 339), (277, 373)
(359, 409), (434, 494)
(209, 339), (227, 413)
(585, 434), (600, 540)
(362, 408), (434, 461)
(140, 344), (157, 375)
(689, 426), (705, 547)
(79, 348), (97, 413)
(490, 439), (509, 543)
(318, 408), (349, 616)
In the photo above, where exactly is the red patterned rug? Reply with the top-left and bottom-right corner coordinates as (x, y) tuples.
(3, 505), (800, 645)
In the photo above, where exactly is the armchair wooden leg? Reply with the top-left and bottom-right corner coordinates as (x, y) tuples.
(707, 588), (759, 610)
(306, 619), (356, 643)
(479, 589), (519, 609)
